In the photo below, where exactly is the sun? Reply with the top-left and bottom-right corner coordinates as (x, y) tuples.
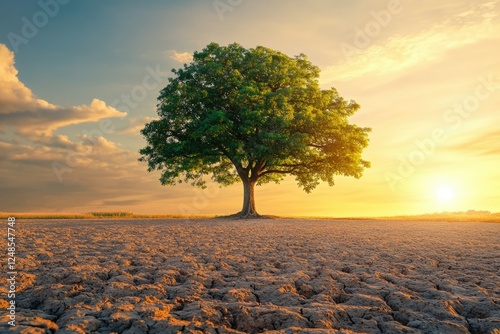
(436, 186), (454, 202)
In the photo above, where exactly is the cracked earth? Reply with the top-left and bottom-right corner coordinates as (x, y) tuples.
(1, 219), (499, 333)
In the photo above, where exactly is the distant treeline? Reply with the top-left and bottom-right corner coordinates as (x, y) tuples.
(0, 211), (498, 222)
(0, 212), (214, 219)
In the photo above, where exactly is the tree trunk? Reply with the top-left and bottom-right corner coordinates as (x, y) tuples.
(238, 179), (259, 218)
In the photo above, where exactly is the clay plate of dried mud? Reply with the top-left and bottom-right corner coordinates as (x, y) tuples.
(1, 219), (499, 333)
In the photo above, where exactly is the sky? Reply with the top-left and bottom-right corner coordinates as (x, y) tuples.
(0, 0), (499, 217)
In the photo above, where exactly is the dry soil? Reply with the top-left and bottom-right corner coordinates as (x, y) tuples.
(1, 219), (499, 333)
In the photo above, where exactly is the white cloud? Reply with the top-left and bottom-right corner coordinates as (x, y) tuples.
(164, 49), (193, 63)
(0, 44), (127, 137)
(0, 43), (52, 113)
(320, 1), (500, 84)
(0, 43), (137, 203)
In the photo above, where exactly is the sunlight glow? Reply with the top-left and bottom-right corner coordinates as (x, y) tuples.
(436, 186), (454, 202)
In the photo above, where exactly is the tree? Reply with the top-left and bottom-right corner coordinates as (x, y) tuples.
(139, 43), (370, 218)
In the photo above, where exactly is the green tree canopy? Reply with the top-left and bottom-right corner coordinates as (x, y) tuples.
(140, 43), (370, 217)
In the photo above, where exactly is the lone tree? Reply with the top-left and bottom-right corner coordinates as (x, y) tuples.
(140, 43), (370, 218)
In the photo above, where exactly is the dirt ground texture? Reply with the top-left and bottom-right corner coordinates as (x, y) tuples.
(1, 218), (499, 334)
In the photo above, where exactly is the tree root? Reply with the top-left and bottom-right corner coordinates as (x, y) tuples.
(218, 212), (276, 220)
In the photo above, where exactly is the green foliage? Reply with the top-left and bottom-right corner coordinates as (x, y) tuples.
(140, 42), (370, 194)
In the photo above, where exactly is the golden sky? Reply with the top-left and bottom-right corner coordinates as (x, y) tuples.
(0, 1), (499, 216)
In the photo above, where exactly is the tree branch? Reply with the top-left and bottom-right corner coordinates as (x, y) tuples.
(308, 143), (325, 149)
(259, 168), (296, 177)
(275, 163), (307, 168)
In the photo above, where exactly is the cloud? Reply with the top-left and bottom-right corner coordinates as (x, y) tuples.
(445, 130), (500, 156)
(2, 98), (126, 137)
(320, 1), (500, 84)
(0, 44), (51, 114)
(101, 199), (144, 206)
(0, 43), (141, 211)
(115, 116), (156, 135)
(0, 44), (126, 137)
(164, 49), (193, 63)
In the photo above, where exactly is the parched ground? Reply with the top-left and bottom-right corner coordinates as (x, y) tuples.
(1, 219), (499, 334)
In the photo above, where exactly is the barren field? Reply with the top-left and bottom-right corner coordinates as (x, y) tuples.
(2, 219), (499, 334)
